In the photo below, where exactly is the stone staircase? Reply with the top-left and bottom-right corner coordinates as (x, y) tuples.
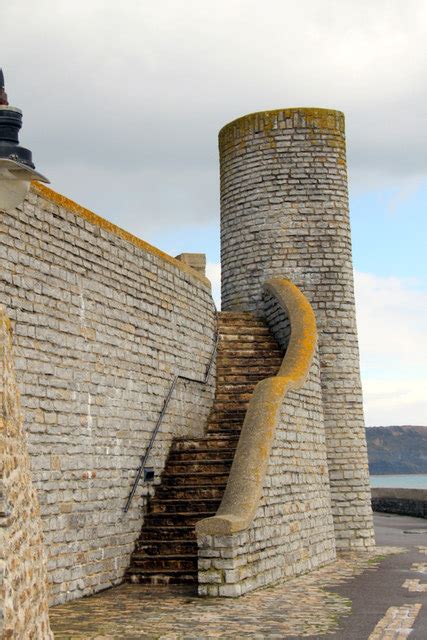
(125, 311), (283, 586)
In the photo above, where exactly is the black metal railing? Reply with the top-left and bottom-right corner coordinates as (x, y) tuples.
(123, 331), (219, 512)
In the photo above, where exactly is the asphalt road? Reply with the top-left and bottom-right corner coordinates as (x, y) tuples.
(298, 513), (427, 640)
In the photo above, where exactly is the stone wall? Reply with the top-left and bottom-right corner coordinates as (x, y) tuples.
(371, 488), (427, 519)
(0, 184), (216, 604)
(219, 108), (374, 549)
(197, 352), (336, 596)
(0, 308), (53, 639)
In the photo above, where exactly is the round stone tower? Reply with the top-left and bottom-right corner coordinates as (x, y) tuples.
(220, 107), (374, 549)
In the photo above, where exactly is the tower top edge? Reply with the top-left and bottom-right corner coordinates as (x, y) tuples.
(219, 107), (345, 140)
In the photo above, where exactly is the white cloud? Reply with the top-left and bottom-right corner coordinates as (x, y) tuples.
(385, 177), (426, 217)
(362, 378), (427, 427)
(2, 1), (427, 229)
(354, 272), (427, 374)
(354, 271), (427, 425)
(206, 262), (221, 309)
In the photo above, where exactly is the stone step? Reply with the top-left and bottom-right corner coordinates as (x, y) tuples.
(150, 498), (221, 513)
(206, 428), (241, 437)
(222, 384), (254, 397)
(220, 343), (280, 354)
(209, 390), (252, 400)
(209, 410), (246, 421)
(217, 349), (282, 359)
(217, 321), (264, 330)
(209, 409), (244, 419)
(129, 554), (198, 571)
(217, 367), (280, 378)
(172, 435), (239, 451)
(169, 449), (236, 462)
(138, 525), (196, 541)
(217, 311), (260, 320)
(155, 484), (227, 500)
(219, 332), (278, 342)
(216, 353), (283, 364)
(218, 381), (258, 389)
(126, 568), (198, 585)
(213, 403), (250, 414)
(206, 422), (244, 433)
(215, 391), (253, 402)
(217, 367), (281, 377)
(214, 385), (257, 396)
(165, 461), (233, 475)
(218, 321), (274, 331)
(161, 471), (230, 486)
(216, 364), (280, 374)
(218, 331), (273, 340)
(145, 511), (213, 527)
(135, 539), (197, 556)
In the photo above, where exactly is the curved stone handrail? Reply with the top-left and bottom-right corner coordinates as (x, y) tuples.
(196, 278), (317, 536)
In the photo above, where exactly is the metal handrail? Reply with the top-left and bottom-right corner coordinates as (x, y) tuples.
(123, 330), (219, 512)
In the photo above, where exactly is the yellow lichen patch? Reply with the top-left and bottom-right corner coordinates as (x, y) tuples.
(219, 108), (345, 155)
(302, 108), (344, 132)
(30, 183), (211, 289)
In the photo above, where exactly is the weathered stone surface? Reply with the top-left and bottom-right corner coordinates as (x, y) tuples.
(126, 311), (282, 585)
(197, 340), (337, 595)
(0, 185), (216, 604)
(0, 308), (53, 639)
(219, 107), (374, 550)
(175, 253), (207, 277)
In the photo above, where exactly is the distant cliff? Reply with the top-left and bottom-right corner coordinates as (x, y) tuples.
(366, 425), (427, 474)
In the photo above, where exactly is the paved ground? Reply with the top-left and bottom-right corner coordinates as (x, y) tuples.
(50, 514), (427, 639)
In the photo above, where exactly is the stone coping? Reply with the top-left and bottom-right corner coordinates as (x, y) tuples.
(196, 278), (317, 535)
(219, 107), (345, 144)
(30, 183), (211, 289)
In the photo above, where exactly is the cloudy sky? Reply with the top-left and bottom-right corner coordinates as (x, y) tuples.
(3, 0), (426, 426)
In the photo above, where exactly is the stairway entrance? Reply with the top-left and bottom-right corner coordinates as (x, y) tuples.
(125, 312), (283, 586)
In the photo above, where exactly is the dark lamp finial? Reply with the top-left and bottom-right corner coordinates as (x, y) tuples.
(0, 68), (8, 106)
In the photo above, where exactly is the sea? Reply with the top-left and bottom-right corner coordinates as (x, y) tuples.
(370, 474), (427, 489)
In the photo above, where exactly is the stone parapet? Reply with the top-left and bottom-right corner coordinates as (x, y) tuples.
(175, 253), (207, 277)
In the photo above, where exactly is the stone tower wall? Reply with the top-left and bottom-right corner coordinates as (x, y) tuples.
(220, 108), (374, 549)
